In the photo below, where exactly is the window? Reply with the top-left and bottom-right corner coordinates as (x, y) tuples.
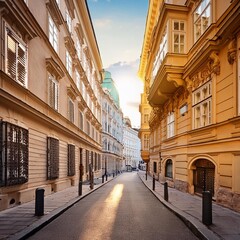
(6, 27), (27, 86)
(68, 144), (75, 176)
(193, 81), (212, 129)
(49, 15), (58, 52)
(76, 40), (82, 61)
(173, 20), (185, 53)
(152, 25), (168, 81)
(194, 0), (211, 42)
(76, 71), (81, 91)
(143, 114), (149, 124)
(66, 50), (72, 76)
(79, 112), (83, 130)
(65, 10), (72, 32)
(85, 150), (89, 173)
(86, 121), (90, 135)
(165, 159), (173, 178)
(143, 134), (149, 150)
(48, 73), (59, 111)
(68, 97), (74, 123)
(0, 122), (28, 186)
(167, 112), (175, 138)
(47, 137), (59, 180)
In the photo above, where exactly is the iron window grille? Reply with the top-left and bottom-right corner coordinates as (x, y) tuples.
(67, 144), (75, 176)
(47, 137), (59, 180)
(0, 121), (28, 187)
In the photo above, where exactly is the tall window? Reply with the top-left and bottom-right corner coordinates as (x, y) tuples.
(85, 150), (89, 173)
(48, 73), (59, 111)
(86, 121), (90, 135)
(167, 112), (175, 138)
(68, 97), (74, 123)
(79, 111), (83, 130)
(76, 71), (81, 91)
(6, 27), (27, 86)
(143, 134), (149, 150)
(165, 159), (173, 178)
(76, 40), (82, 61)
(66, 50), (72, 76)
(68, 144), (75, 176)
(47, 137), (59, 180)
(194, 0), (211, 42)
(152, 25), (168, 80)
(49, 15), (58, 52)
(193, 81), (212, 129)
(173, 20), (185, 53)
(0, 122), (28, 186)
(65, 10), (72, 32)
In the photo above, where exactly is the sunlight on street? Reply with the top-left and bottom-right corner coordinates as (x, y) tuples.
(78, 184), (124, 240)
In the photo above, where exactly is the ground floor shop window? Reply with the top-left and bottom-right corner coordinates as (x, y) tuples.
(165, 159), (173, 178)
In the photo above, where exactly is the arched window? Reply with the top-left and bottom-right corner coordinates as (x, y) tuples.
(165, 159), (173, 178)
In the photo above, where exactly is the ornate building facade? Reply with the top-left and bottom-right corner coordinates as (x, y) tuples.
(123, 117), (142, 170)
(101, 71), (124, 175)
(139, 0), (240, 212)
(0, 0), (103, 211)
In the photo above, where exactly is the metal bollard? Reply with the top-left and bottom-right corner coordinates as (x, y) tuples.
(78, 181), (82, 196)
(102, 175), (104, 183)
(35, 188), (45, 216)
(202, 191), (212, 226)
(113, 172), (115, 177)
(164, 182), (168, 201)
(152, 175), (155, 191)
(105, 174), (108, 181)
(146, 172), (147, 181)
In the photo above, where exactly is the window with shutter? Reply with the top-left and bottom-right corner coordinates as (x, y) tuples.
(0, 121), (28, 187)
(48, 74), (59, 111)
(6, 28), (27, 86)
(49, 14), (58, 52)
(68, 97), (74, 123)
(47, 137), (59, 180)
(68, 144), (75, 176)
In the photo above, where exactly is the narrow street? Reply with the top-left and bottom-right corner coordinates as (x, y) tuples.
(28, 173), (198, 240)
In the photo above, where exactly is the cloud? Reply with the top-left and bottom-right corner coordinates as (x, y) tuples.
(93, 18), (112, 28)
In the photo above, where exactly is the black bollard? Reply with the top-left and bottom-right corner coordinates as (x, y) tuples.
(152, 175), (155, 191)
(202, 191), (212, 226)
(78, 181), (82, 196)
(146, 172), (147, 181)
(35, 188), (45, 216)
(102, 175), (104, 183)
(113, 172), (115, 177)
(164, 182), (168, 201)
(106, 174), (108, 181)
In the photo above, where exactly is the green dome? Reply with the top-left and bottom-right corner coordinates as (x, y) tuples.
(102, 71), (120, 108)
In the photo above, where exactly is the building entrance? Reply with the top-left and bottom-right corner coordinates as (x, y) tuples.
(193, 159), (215, 196)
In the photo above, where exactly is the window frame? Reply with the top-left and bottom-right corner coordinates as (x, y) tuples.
(47, 137), (59, 180)
(48, 73), (59, 111)
(172, 20), (186, 54)
(68, 97), (74, 123)
(48, 14), (58, 52)
(165, 159), (173, 178)
(167, 112), (175, 138)
(5, 26), (27, 87)
(66, 50), (72, 76)
(67, 144), (75, 176)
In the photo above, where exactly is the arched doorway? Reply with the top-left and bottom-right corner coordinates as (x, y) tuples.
(193, 159), (215, 196)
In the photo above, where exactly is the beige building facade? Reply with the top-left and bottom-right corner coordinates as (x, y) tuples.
(139, 0), (240, 212)
(0, 0), (103, 211)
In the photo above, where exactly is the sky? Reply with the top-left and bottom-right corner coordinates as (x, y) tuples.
(87, 0), (148, 128)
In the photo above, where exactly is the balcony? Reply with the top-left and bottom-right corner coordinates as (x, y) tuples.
(148, 53), (187, 106)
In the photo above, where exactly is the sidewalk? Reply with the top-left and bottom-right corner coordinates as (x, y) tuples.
(0, 176), (113, 240)
(138, 171), (240, 240)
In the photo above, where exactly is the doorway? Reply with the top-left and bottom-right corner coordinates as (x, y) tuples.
(193, 159), (215, 196)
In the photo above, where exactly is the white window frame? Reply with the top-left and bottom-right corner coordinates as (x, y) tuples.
(76, 71), (81, 91)
(167, 112), (175, 138)
(194, 0), (211, 42)
(76, 40), (82, 61)
(49, 14), (58, 52)
(48, 73), (59, 111)
(79, 111), (83, 130)
(143, 134), (149, 150)
(66, 50), (72, 76)
(5, 26), (27, 87)
(192, 80), (212, 129)
(152, 24), (168, 82)
(66, 10), (72, 33)
(173, 20), (186, 54)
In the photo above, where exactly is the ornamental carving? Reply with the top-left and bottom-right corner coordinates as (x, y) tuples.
(227, 39), (237, 64)
(208, 51), (220, 75)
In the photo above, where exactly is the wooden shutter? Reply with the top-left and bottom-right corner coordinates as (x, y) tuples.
(68, 144), (75, 176)
(7, 34), (17, 80)
(47, 137), (59, 180)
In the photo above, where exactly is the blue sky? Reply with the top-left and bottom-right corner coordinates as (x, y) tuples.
(87, 0), (148, 127)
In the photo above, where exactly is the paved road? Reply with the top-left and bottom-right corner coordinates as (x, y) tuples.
(28, 172), (199, 240)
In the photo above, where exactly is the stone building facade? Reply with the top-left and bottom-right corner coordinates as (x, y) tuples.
(138, 0), (240, 212)
(0, 0), (103, 211)
(101, 71), (124, 175)
(123, 117), (142, 170)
